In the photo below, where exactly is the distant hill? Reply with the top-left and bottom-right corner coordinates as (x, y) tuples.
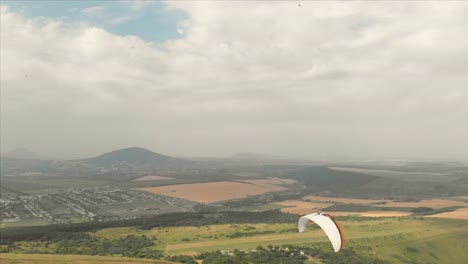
(285, 166), (378, 193)
(232, 152), (285, 160)
(82, 147), (194, 171)
(4, 148), (42, 160)
(0, 157), (53, 176)
(455, 176), (468, 184)
(1, 147), (197, 176)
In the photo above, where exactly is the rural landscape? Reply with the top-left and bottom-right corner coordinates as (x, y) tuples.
(2, 1), (468, 263)
(1, 147), (467, 263)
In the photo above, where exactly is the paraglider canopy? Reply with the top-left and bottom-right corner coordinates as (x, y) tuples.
(298, 213), (344, 252)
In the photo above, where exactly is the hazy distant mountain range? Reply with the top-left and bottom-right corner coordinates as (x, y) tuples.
(2, 147), (302, 177)
(4, 148), (43, 160)
(1, 147), (194, 176)
(81, 147), (193, 171)
(231, 152), (286, 160)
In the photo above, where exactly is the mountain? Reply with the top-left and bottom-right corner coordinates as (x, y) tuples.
(4, 148), (42, 160)
(231, 152), (285, 160)
(0, 157), (53, 176)
(1, 147), (197, 176)
(82, 147), (194, 171)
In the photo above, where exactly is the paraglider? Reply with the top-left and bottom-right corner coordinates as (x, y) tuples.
(298, 213), (344, 252)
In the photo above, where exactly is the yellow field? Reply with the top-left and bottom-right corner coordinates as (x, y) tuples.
(305, 196), (467, 209)
(358, 211), (412, 217)
(238, 178), (297, 185)
(328, 166), (449, 176)
(426, 207), (468, 220)
(381, 199), (467, 209)
(132, 176), (174, 181)
(276, 196), (467, 218)
(0, 254), (175, 264)
(137, 181), (287, 203)
(274, 200), (328, 214)
(279, 210), (411, 217)
(304, 195), (386, 204)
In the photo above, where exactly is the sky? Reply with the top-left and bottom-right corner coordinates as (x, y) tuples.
(1, 0), (467, 161)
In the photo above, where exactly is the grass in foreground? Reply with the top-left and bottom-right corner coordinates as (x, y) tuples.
(4, 217), (467, 264)
(0, 254), (175, 264)
(89, 217), (468, 264)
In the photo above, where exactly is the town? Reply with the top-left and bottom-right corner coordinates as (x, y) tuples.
(0, 187), (195, 225)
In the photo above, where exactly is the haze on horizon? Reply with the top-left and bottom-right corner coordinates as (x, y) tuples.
(1, 1), (467, 161)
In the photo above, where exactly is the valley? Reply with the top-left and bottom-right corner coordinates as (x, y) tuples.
(1, 147), (467, 264)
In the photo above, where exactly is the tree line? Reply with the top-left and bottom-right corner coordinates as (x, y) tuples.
(0, 210), (297, 244)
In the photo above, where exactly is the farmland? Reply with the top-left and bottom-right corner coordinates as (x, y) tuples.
(2, 215), (467, 264)
(132, 176), (175, 181)
(274, 200), (329, 214)
(2, 162), (467, 227)
(136, 181), (289, 203)
(0, 254), (175, 264)
(426, 207), (468, 219)
(380, 199), (467, 209)
(329, 167), (452, 179)
(273, 196), (468, 219)
(154, 218), (467, 259)
(1, 150), (468, 263)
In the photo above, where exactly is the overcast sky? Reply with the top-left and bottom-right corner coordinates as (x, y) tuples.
(1, 1), (467, 160)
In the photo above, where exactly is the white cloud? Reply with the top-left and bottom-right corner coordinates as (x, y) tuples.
(1, 2), (468, 160)
(126, 0), (156, 11)
(81, 5), (105, 16)
(110, 15), (133, 25)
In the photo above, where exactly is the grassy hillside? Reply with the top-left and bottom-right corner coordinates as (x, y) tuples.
(87, 218), (468, 263)
(2, 216), (467, 263)
(0, 254), (175, 264)
(367, 232), (468, 264)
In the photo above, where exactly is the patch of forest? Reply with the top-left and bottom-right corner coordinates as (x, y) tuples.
(176, 245), (389, 264)
(0, 210), (296, 244)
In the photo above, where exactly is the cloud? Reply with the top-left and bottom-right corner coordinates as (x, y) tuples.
(176, 19), (190, 35)
(110, 15), (133, 25)
(1, 2), (468, 160)
(126, 0), (156, 11)
(81, 6), (105, 16)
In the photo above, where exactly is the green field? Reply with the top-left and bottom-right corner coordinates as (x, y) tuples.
(0, 207), (468, 264)
(0, 254), (175, 264)
(5, 216), (466, 263)
(87, 217), (468, 263)
(1, 206), (467, 263)
(0, 219), (49, 229)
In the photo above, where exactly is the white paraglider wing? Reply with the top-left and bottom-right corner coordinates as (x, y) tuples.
(298, 213), (344, 252)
